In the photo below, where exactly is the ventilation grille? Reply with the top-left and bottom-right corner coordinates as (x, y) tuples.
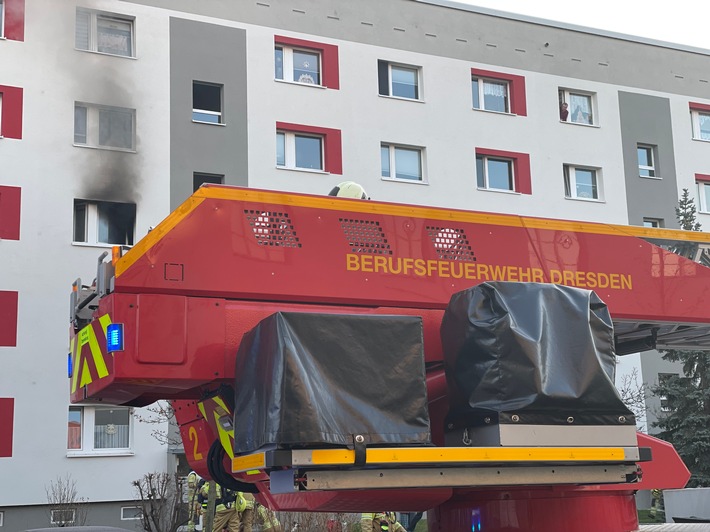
(426, 226), (476, 261)
(244, 210), (301, 248)
(339, 218), (392, 255)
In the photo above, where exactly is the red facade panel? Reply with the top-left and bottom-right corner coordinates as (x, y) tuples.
(0, 291), (18, 347)
(0, 185), (21, 240)
(471, 68), (527, 116)
(4, 0), (25, 42)
(0, 398), (14, 457)
(476, 147), (532, 195)
(0, 85), (24, 139)
(274, 35), (340, 90)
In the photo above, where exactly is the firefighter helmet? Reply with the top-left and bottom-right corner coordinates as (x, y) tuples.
(328, 181), (369, 200)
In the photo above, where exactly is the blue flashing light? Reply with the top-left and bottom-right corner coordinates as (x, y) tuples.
(106, 323), (124, 353)
(67, 353), (72, 378)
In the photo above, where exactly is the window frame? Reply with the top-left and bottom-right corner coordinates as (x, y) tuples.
(0, 0), (4, 39)
(690, 102), (710, 141)
(637, 144), (658, 179)
(75, 8), (135, 58)
(51, 508), (76, 526)
(274, 36), (339, 89)
(381, 143), (426, 183)
(192, 81), (224, 125)
(73, 199), (136, 247)
(275, 122), (342, 174)
(471, 68), (527, 116)
(121, 506), (143, 521)
(643, 218), (663, 228)
(475, 148), (532, 194)
(67, 405), (134, 456)
(563, 164), (602, 201)
(559, 88), (596, 126)
(74, 102), (136, 152)
(193, 172), (224, 192)
(378, 60), (422, 101)
(696, 174), (710, 213)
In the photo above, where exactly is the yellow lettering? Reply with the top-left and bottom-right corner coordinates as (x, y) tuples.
(439, 261), (450, 278)
(465, 263), (477, 280)
(450, 262), (464, 279)
(532, 268), (545, 283)
(346, 254), (360, 271)
(414, 259), (427, 277)
(507, 267), (518, 282)
(550, 270), (562, 284)
(374, 256), (387, 273)
(575, 271), (586, 288)
(361, 255), (373, 272)
(621, 274), (632, 290)
(490, 265), (506, 280)
(427, 260), (438, 277)
(388, 257), (402, 274)
(609, 273), (620, 290)
(562, 270), (575, 286)
(403, 258), (414, 275)
(586, 272), (598, 289)
(597, 272), (609, 288)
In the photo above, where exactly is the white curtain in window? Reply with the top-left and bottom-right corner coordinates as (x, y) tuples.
(483, 82), (506, 97)
(570, 94), (592, 123)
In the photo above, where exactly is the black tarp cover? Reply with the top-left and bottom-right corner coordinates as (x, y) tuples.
(233, 312), (431, 454)
(441, 282), (634, 427)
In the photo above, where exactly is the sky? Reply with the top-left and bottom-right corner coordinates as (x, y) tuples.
(452, 0), (710, 51)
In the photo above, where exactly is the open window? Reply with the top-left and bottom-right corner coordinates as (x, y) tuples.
(73, 199), (136, 246)
(192, 81), (223, 124)
(75, 8), (134, 57)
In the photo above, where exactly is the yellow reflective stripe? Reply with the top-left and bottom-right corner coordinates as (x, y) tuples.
(98, 314), (112, 337)
(197, 401), (207, 420)
(70, 336), (79, 393)
(232, 453), (266, 473)
(86, 326), (109, 378)
(245, 470), (261, 475)
(79, 358), (93, 388)
(213, 409), (234, 460)
(306, 446), (628, 465)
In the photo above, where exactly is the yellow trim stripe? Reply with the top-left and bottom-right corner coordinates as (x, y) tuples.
(98, 314), (112, 337)
(232, 453), (266, 473)
(115, 186), (710, 279)
(305, 446), (627, 465)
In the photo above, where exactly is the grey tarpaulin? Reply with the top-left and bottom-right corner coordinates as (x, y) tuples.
(233, 312), (431, 454)
(440, 282), (634, 427)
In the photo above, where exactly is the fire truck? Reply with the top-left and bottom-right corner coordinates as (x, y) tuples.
(69, 185), (710, 531)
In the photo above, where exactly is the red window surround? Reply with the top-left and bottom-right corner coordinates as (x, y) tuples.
(3, 0), (25, 42)
(0, 85), (24, 139)
(0, 290), (18, 347)
(0, 185), (21, 240)
(275, 35), (340, 90)
(696, 173), (710, 183)
(689, 102), (710, 113)
(0, 398), (13, 457)
(276, 122), (342, 175)
(471, 68), (527, 116)
(476, 147), (532, 195)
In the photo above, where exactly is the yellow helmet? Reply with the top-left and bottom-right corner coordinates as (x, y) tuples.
(328, 181), (369, 200)
(235, 492), (247, 513)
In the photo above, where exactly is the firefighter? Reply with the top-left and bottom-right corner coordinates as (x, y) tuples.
(361, 512), (406, 532)
(255, 502), (283, 532)
(186, 470), (202, 532)
(328, 181), (369, 199)
(198, 481), (246, 532)
(240, 492), (255, 531)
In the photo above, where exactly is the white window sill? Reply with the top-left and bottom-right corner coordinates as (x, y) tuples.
(192, 120), (226, 126)
(564, 196), (605, 203)
(73, 143), (137, 154)
(379, 94), (425, 104)
(692, 137), (710, 143)
(67, 450), (135, 458)
(472, 108), (517, 117)
(699, 210), (710, 215)
(276, 165), (329, 175)
(477, 187), (520, 195)
(75, 48), (137, 60)
(639, 175), (662, 180)
(72, 241), (129, 249)
(381, 176), (428, 185)
(274, 79), (327, 90)
(561, 121), (600, 128)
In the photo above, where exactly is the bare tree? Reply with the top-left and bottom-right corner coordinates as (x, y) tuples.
(45, 474), (88, 527)
(276, 511), (360, 531)
(133, 400), (182, 446)
(132, 472), (187, 532)
(617, 367), (647, 432)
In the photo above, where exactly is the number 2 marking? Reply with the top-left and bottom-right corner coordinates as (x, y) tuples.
(189, 426), (204, 460)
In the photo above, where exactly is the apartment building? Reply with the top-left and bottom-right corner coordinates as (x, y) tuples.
(2, 0), (709, 528)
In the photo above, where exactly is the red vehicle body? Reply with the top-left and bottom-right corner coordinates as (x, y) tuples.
(69, 185), (710, 531)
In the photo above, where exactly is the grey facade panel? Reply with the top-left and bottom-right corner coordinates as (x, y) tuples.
(133, 0), (710, 99)
(618, 92), (679, 228)
(3, 501), (142, 532)
(170, 18), (248, 210)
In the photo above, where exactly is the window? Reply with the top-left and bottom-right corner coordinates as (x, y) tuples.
(192, 82), (223, 124)
(51, 509), (76, 526)
(0, 0), (4, 39)
(696, 174), (710, 212)
(475, 148), (532, 194)
(471, 69), (527, 115)
(690, 102), (710, 141)
(643, 218), (663, 228)
(75, 8), (134, 57)
(381, 144), (424, 182)
(67, 406), (132, 453)
(378, 60), (421, 100)
(121, 506), (142, 520)
(0, 510), (3, 526)
(0, 185), (21, 240)
(73, 199), (136, 246)
(193, 172), (224, 192)
(559, 89), (595, 125)
(274, 36), (339, 89)
(564, 165), (601, 200)
(74, 103), (135, 151)
(638, 145), (657, 178)
(0, 84), (23, 139)
(275, 122), (342, 174)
